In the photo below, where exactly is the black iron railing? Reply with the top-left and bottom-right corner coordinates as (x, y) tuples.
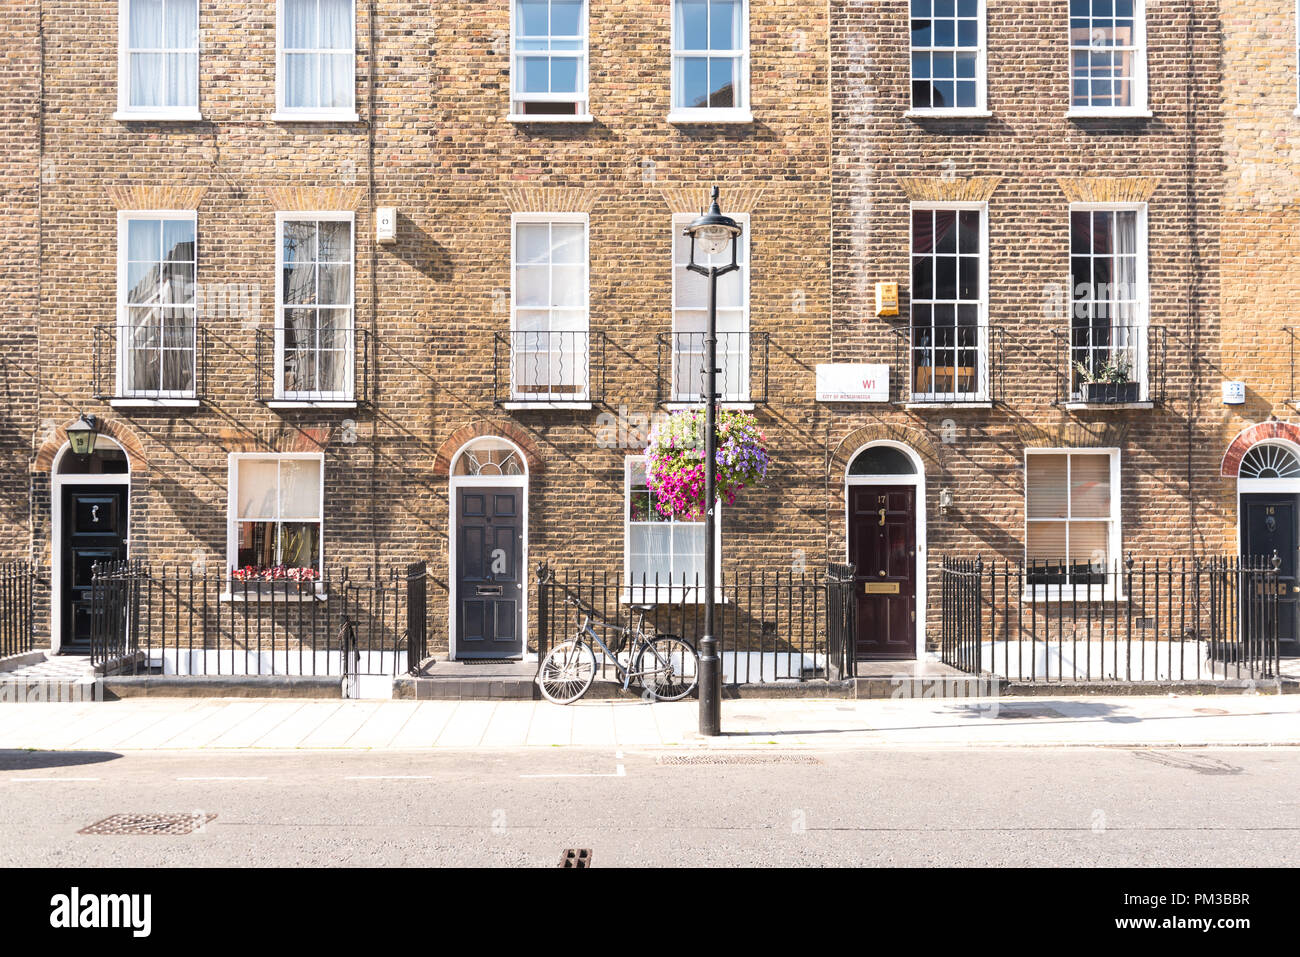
(493, 330), (605, 405)
(1054, 323), (1167, 406)
(0, 562), (34, 659)
(656, 331), (770, 406)
(90, 560), (426, 678)
(940, 555), (1282, 682)
(535, 564), (856, 684)
(893, 322), (1003, 405)
(93, 323), (209, 402)
(255, 325), (371, 405)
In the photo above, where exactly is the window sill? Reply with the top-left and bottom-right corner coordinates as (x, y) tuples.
(108, 398), (200, 409)
(220, 591), (327, 603)
(904, 401), (992, 410)
(271, 110), (361, 124)
(664, 401), (756, 412)
(502, 401), (593, 410)
(666, 109), (753, 125)
(506, 113), (594, 124)
(1063, 401), (1154, 411)
(1065, 109), (1152, 120)
(621, 588), (729, 606)
(904, 109), (991, 119)
(1021, 590), (1126, 604)
(264, 400), (358, 409)
(113, 110), (204, 122)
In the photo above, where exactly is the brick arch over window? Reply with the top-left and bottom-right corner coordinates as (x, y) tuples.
(432, 421), (545, 478)
(828, 424), (944, 480)
(1221, 421), (1300, 478)
(33, 418), (148, 473)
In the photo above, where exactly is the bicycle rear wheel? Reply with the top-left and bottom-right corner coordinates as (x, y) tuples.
(636, 636), (698, 701)
(538, 639), (596, 704)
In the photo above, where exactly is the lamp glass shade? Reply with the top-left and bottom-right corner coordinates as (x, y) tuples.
(695, 225), (735, 256)
(66, 416), (98, 456)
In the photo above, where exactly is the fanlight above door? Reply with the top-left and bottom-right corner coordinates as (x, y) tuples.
(1239, 443), (1300, 480)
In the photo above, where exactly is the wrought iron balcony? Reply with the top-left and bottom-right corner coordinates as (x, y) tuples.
(493, 331), (605, 406)
(655, 331), (770, 406)
(93, 322), (208, 405)
(892, 322), (1003, 405)
(1053, 323), (1166, 406)
(255, 325), (371, 407)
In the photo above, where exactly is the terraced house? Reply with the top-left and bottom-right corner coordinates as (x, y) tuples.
(0, 1), (1293, 692)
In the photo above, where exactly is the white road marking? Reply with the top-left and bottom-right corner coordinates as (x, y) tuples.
(176, 776), (269, 781)
(11, 777), (101, 782)
(343, 775), (434, 780)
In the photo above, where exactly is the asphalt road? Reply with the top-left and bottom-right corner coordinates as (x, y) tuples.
(0, 746), (1296, 867)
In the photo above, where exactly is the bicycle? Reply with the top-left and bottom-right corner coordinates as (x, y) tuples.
(537, 581), (698, 705)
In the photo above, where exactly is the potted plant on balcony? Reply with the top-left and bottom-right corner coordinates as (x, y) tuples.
(645, 408), (770, 520)
(1074, 356), (1140, 404)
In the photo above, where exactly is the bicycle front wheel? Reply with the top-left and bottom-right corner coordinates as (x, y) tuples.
(636, 636), (698, 702)
(538, 638), (597, 705)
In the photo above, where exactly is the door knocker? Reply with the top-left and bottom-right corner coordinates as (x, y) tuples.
(1266, 516), (1277, 533)
(878, 508), (886, 527)
(90, 505), (99, 524)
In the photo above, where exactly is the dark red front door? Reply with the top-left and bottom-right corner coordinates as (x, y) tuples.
(849, 485), (917, 659)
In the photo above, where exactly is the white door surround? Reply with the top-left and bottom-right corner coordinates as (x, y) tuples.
(50, 437), (132, 653)
(447, 436), (529, 662)
(843, 439), (927, 660)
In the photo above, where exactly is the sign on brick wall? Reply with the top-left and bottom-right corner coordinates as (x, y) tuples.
(815, 364), (890, 403)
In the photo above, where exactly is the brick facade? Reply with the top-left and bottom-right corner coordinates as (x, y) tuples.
(0, 0), (1288, 659)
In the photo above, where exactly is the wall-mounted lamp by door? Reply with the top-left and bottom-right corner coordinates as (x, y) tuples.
(939, 488), (953, 514)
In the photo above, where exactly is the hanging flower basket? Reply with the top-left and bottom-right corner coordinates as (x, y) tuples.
(645, 409), (769, 520)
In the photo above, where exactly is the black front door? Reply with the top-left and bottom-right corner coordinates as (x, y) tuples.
(61, 485), (129, 653)
(456, 486), (524, 658)
(1241, 493), (1300, 649)
(848, 485), (917, 659)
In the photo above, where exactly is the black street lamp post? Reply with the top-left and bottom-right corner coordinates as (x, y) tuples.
(682, 186), (742, 737)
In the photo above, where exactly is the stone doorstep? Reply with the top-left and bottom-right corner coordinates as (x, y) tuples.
(0, 650), (51, 673)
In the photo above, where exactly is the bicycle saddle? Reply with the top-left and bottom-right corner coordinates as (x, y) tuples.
(630, 603), (656, 612)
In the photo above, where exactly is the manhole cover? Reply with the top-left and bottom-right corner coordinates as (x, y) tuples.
(658, 753), (822, 766)
(560, 848), (592, 868)
(80, 813), (215, 836)
(992, 706), (1064, 720)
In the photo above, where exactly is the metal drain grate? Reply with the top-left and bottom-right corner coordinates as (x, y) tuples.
(560, 848), (592, 868)
(458, 658), (523, 665)
(80, 813), (215, 836)
(657, 753), (822, 766)
(992, 706), (1065, 720)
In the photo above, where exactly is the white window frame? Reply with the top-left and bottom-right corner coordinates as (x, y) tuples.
(908, 201), (990, 404)
(273, 211), (357, 406)
(115, 209), (200, 405)
(508, 0), (593, 123)
(115, 0), (202, 121)
(1067, 202), (1150, 404)
(274, 0), (359, 122)
(906, 0), (989, 118)
(1066, 0), (1149, 118)
(225, 451), (326, 596)
(623, 456), (722, 605)
(668, 0), (752, 124)
(508, 212), (592, 405)
(669, 211), (752, 406)
(1023, 447), (1123, 601)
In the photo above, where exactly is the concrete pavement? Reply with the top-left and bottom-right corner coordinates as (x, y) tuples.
(0, 692), (1298, 751)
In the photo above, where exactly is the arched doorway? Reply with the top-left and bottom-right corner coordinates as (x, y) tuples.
(1237, 439), (1300, 650)
(51, 435), (131, 654)
(448, 436), (528, 660)
(845, 441), (926, 660)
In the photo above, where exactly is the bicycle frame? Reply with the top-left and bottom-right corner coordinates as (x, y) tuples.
(573, 610), (667, 692)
